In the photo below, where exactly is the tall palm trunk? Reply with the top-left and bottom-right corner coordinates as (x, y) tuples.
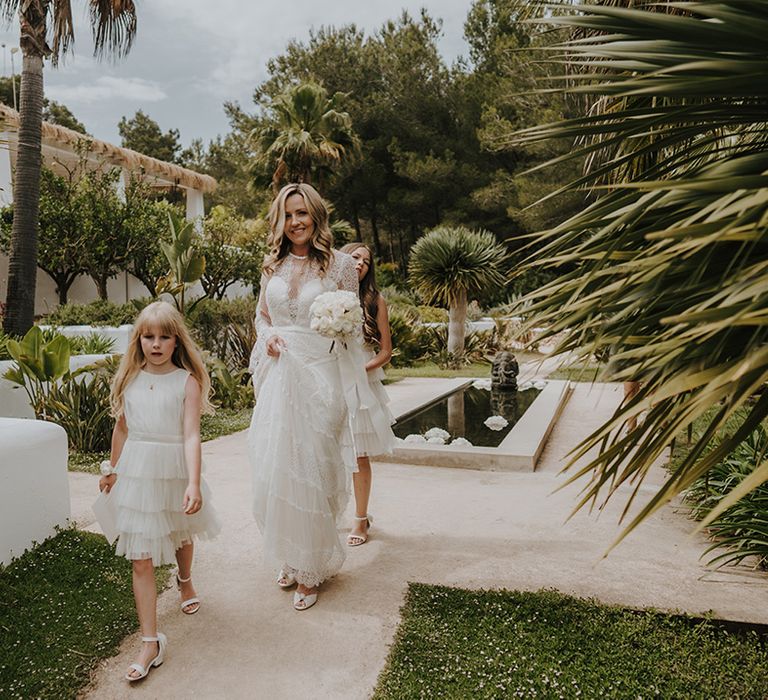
(447, 289), (467, 356)
(3, 53), (44, 335)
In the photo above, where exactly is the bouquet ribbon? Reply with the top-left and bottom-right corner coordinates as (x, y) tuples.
(337, 340), (378, 418)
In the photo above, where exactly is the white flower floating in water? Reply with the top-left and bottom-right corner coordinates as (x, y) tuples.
(484, 415), (509, 431)
(451, 437), (473, 447)
(472, 379), (492, 391)
(533, 379), (547, 390)
(404, 434), (427, 444)
(427, 436), (446, 445)
(424, 427), (450, 441)
(518, 380), (533, 391)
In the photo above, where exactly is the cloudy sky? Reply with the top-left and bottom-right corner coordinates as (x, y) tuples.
(0, 1), (471, 149)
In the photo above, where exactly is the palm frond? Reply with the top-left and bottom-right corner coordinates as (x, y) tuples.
(505, 0), (768, 549)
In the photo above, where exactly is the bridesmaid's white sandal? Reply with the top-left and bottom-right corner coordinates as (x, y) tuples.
(293, 590), (318, 611)
(347, 514), (373, 546)
(125, 633), (166, 682)
(176, 573), (200, 614)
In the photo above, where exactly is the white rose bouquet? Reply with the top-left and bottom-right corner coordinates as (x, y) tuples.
(309, 290), (363, 350)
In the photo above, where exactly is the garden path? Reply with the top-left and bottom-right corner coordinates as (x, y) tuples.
(72, 377), (768, 699)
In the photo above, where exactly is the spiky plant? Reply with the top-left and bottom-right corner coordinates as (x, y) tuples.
(506, 0), (768, 546)
(408, 226), (508, 357)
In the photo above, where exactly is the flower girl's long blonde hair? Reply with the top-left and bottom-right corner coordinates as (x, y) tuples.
(110, 301), (214, 418)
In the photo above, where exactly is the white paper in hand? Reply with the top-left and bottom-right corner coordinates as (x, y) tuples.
(92, 490), (120, 545)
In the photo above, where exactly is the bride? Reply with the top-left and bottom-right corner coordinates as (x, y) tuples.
(248, 182), (358, 611)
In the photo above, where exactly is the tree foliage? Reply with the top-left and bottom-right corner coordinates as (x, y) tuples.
(118, 109), (182, 163)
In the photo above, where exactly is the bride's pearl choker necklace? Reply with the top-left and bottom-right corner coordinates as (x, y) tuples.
(289, 252), (308, 259)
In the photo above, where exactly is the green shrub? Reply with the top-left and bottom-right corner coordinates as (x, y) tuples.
(204, 353), (254, 410)
(45, 360), (117, 453)
(68, 333), (116, 355)
(388, 307), (426, 367)
(377, 262), (406, 290)
(685, 424), (768, 569)
(45, 299), (140, 326)
(188, 297), (256, 371)
(0, 328), (13, 360)
(415, 305), (448, 323)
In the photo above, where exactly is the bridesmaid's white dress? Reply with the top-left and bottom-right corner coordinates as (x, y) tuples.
(112, 368), (220, 565)
(248, 250), (359, 588)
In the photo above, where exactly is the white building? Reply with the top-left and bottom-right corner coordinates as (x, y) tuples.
(0, 104), (217, 314)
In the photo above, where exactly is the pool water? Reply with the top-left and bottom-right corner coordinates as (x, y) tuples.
(394, 385), (541, 448)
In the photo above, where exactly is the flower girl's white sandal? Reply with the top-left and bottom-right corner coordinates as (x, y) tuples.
(277, 568), (297, 589)
(347, 514), (373, 546)
(125, 633), (167, 682)
(176, 573), (200, 614)
(293, 590), (318, 611)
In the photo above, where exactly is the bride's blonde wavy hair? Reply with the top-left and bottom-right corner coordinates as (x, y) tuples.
(110, 301), (214, 418)
(262, 183), (334, 276)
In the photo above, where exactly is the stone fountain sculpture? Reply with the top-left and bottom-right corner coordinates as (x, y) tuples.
(491, 351), (519, 391)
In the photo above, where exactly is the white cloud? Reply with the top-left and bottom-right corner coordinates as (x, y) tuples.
(46, 76), (167, 104)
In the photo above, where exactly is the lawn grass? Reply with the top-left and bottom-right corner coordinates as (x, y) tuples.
(546, 362), (605, 381)
(0, 528), (170, 700)
(199, 405), (252, 442)
(373, 584), (768, 700)
(385, 361), (492, 381)
(67, 407), (253, 474)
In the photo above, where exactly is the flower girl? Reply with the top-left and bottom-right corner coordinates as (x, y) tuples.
(99, 301), (220, 681)
(340, 243), (397, 546)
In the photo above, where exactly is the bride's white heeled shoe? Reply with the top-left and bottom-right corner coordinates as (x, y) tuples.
(293, 590), (318, 611)
(125, 633), (166, 682)
(347, 514), (373, 546)
(277, 568), (297, 588)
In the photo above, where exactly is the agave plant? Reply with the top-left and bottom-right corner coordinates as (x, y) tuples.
(505, 0), (768, 545)
(408, 226), (508, 358)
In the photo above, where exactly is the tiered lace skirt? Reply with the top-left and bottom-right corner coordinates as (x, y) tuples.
(112, 432), (220, 565)
(350, 349), (396, 457)
(248, 326), (356, 588)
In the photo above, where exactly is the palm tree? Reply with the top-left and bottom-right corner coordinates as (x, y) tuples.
(507, 1), (768, 544)
(1, 0), (137, 336)
(252, 82), (360, 193)
(409, 226), (508, 357)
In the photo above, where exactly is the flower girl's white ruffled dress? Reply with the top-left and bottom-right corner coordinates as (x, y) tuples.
(112, 368), (220, 565)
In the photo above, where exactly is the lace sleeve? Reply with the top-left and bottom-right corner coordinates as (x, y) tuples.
(249, 274), (275, 376)
(332, 251), (359, 297)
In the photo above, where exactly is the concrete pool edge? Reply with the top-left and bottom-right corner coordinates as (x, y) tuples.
(385, 379), (573, 472)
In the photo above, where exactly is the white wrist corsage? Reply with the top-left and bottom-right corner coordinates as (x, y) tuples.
(100, 460), (116, 476)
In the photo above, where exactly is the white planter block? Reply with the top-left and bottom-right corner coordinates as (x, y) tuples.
(0, 417), (70, 565)
(0, 354), (112, 418)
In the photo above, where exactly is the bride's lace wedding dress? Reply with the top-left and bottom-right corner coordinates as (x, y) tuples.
(247, 250), (359, 588)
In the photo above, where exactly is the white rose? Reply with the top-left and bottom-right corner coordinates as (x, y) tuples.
(484, 415), (509, 431)
(451, 437), (473, 447)
(404, 434), (427, 444)
(426, 436), (446, 445)
(424, 427), (450, 441)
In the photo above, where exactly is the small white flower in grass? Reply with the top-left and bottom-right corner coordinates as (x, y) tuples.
(404, 434), (427, 444)
(424, 427), (450, 441)
(427, 436), (446, 445)
(451, 437), (473, 447)
(472, 379), (492, 391)
(484, 415), (508, 431)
